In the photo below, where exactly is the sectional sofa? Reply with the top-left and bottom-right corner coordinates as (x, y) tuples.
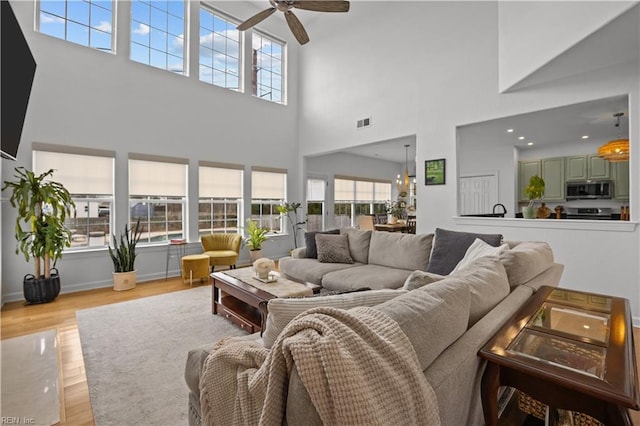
(185, 228), (564, 425)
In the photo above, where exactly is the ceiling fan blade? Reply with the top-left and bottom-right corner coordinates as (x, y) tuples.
(237, 7), (276, 31)
(292, 1), (350, 13)
(284, 11), (310, 45)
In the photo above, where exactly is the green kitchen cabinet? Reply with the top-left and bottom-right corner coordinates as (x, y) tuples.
(518, 160), (541, 202)
(612, 161), (629, 200)
(566, 155), (610, 180)
(541, 157), (565, 201)
(588, 154), (610, 179)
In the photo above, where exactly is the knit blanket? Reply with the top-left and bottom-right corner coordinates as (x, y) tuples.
(199, 306), (441, 426)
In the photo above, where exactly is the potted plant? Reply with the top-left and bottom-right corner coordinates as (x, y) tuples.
(386, 200), (406, 224)
(523, 175), (545, 219)
(2, 167), (75, 304)
(108, 218), (143, 291)
(276, 202), (306, 249)
(244, 218), (269, 263)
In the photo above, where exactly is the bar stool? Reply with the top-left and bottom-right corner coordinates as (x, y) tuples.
(181, 254), (210, 286)
(165, 239), (186, 280)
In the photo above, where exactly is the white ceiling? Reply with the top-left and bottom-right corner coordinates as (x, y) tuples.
(458, 95), (629, 149)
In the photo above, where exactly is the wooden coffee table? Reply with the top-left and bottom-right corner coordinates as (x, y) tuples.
(479, 286), (639, 425)
(211, 270), (321, 333)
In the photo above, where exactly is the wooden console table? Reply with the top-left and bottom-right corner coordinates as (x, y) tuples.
(479, 286), (639, 425)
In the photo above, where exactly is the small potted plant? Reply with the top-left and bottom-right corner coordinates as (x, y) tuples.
(277, 202), (306, 249)
(386, 200), (406, 224)
(2, 167), (75, 304)
(244, 218), (269, 263)
(523, 175), (545, 219)
(108, 218), (143, 291)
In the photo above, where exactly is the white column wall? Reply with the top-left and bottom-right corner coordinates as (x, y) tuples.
(298, 2), (640, 323)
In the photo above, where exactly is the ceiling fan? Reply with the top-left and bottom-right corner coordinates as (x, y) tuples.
(237, 1), (350, 45)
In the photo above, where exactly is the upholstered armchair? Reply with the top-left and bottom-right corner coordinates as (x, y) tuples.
(200, 233), (242, 272)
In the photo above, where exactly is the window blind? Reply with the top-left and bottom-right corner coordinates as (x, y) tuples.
(374, 182), (391, 201)
(355, 181), (374, 201)
(307, 178), (325, 201)
(334, 178), (353, 201)
(33, 150), (114, 195)
(129, 159), (187, 197)
(252, 170), (285, 199)
(199, 166), (243, 198)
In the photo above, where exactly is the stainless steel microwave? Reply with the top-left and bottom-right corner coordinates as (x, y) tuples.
(565, 180), (612, 200)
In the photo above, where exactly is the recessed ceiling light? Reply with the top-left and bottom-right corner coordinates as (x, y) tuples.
(581, 135), (589, 139)
(507, 129), (514, 133)
(518, 136), (525, 140)
(527, 142), (533, 146)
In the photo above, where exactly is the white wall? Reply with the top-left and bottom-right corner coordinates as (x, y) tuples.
(299, 2), (640, 323)
(498, 1), (637, 92)
(1, 1), (302, 301)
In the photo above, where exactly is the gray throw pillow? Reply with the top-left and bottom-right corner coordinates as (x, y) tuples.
(316, 234), (354, 264)
(304, 229), (340, 258)
(426, 228), (502, 275)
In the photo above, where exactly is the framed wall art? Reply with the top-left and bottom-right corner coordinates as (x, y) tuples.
(425, 159), (446, 185)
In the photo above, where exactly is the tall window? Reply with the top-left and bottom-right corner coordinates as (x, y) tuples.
(251, 169), (286, 233)
(129, 156), (187, 243)
(130, 0), (186, 74)
(252, 31), (284, 104)
(306, 178), (326, 232)
(199, 7), (241, 90)
(33, 144), (115, 250)
(334, 177), (391, 227)
(38, 0), (114, 52)
(199, 163), (243, 235)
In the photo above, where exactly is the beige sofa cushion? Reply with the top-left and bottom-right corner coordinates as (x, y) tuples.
(500, 241), (554, 288)
(374, 280), (470, 370)
(262, 289), (406, 348)
(447, 255), (510, 327)
(402, 270), (446, 291)
(340, 228), (372, 264)
(368, 232), (434, 271)
(452, 238), (509, 273)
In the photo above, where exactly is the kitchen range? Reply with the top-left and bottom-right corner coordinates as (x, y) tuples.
(564, 207), (614, 220)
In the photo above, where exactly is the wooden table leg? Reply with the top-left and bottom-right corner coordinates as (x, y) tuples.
(212, 283), (218, 314)
(481, 361), (500, 426)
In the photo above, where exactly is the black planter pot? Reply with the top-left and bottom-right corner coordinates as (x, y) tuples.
(23, 268), (61, 304)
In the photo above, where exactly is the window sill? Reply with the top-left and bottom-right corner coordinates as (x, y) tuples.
(452, 216), (637, 232)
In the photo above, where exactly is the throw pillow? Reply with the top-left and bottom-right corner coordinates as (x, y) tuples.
(499, 241), (554, 288)
(340, 228), (372, 264)
(402, 270), (446, 291)
(448, 255), (510, 327)
(374, 280), (470, 370)
(316, 234), (354, 264)
(262, 289), (407, 348)
(304, 229), (340, 259)
(451, 238), (510, 273)
(426, 228), (503, 275)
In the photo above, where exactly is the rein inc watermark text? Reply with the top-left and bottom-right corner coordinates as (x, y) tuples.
(1, 418), (35, 425)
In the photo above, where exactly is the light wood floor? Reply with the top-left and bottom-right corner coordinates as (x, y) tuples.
(1, 276), (207, 426)
(2, 279), (639, 426)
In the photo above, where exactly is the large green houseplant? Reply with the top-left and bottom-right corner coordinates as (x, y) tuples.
(108, 218), (143, 291)
(244, 218), (269, 263)
(2, 167), (75, 303)
(277, 202), (306, 249)
(522, 175), (545, 219)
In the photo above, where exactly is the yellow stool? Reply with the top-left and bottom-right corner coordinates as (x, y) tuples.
(181, 254), (210, 286)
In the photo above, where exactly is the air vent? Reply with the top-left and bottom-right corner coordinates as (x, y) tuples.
(356, 117), (371, 129)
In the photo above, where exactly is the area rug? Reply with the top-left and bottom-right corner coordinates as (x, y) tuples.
(1, 329), (61, 426)
(76, 286), (245, 426)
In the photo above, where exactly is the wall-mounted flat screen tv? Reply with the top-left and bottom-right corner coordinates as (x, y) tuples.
(1, 1), (37, 160)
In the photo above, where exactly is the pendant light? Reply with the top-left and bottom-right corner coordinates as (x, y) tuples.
(598, 112), (629, 162)
(403, 144), (410, 193)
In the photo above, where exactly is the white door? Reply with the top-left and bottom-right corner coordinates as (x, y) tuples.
(459, 174), (498, 215)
